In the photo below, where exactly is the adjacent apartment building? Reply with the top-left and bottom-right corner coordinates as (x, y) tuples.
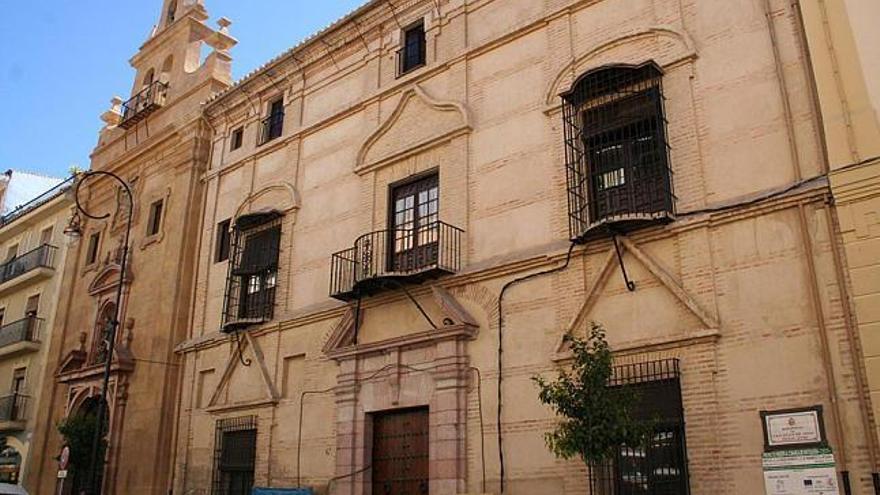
(168, 0), (878, 495)
(0, 171), (71, 486)
(26, 1), (237, 493)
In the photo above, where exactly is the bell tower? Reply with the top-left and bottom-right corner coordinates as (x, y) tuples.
(100, 0), (236, 131)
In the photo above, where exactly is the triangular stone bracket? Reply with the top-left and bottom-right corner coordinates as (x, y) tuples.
(323, 285), (479, 355)
(556, 235), (720, 354)
(207, 332), (280, 409)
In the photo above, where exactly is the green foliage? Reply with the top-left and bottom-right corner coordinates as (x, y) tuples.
(57, 412), (105, 478)
(533, 322), (647, 465)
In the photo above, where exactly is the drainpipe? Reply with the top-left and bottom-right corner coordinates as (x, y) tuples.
(824, 202), (880, 489)
(797, 203), (849, 484)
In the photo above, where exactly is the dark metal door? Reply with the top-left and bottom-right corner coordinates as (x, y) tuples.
(390, 175), (439, 273)
(372, 407), (429, 495)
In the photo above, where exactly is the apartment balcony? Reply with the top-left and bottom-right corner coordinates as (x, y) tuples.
(0, 244), (57, 296)
(0, 394), (28, 431)
(0, 317), (42, 358)
(119, 81), (169, 129)
(330, 221), (463, 302)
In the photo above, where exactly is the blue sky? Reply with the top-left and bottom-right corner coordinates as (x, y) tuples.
(0, 1), (366, 178)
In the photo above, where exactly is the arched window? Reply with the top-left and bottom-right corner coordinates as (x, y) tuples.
(142, 68), (155, 89)
(90, 303), (115, 365)
(160, 55), (174, 84)
(561, 63), (674, 241)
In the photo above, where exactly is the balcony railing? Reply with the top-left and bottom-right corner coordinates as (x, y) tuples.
(0, 394), (28, 423)
(0, 317), (42, 349)
(330, 221), (463, 301)
(120, 81), (169, 129)
(258, 112), (284, 146)
(0, 244), (56, 285)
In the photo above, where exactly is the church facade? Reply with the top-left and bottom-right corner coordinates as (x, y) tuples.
(26, 1), (236, 493)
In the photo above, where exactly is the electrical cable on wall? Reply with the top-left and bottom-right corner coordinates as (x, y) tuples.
(495, 242), (577, 493)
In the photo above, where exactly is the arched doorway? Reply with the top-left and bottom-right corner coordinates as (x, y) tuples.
(59, 396), (108, 494)
(0, 441), (21, 484)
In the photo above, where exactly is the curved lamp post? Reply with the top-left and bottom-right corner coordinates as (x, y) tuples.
(64, 170), (133, 495)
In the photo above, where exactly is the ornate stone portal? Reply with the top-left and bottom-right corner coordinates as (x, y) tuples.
(323, 287), (478, 495)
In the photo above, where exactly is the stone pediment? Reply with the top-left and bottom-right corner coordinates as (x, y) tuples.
(555, 236), (720, 359)
(88, 264), (133, 296)
(323, 286), (479, 358)
(355, 85), (471, 174)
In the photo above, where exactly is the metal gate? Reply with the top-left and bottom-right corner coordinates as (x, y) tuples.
(372, 407), (429, 495)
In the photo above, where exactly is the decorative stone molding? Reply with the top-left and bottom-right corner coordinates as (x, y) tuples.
(554, 235), (719, 358)
(355, 85), (471, 175)
(231, 182), (300, 220)
(544, 25), (698, 107)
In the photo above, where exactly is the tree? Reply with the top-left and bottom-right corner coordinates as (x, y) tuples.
(533, 322), (647, 466)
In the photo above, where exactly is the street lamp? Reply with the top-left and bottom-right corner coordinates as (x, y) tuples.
(64, 170), (133, 495)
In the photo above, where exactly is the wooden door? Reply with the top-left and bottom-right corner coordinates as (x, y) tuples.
(372, 407), (429, 495)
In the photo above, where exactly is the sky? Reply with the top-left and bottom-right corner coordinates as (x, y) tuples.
(0, 0), (367, 178)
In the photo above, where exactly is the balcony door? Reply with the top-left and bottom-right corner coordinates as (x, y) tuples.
(390, 174), (439, 273)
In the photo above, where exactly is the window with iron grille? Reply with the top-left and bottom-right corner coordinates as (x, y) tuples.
(258, 99), (284, 145)
(222, 213), (282, 332)
(212, 416), (257, 495)
(562, 63), (674, 242)
(398, 21), (426, 75)
(591, 359), (690, 495)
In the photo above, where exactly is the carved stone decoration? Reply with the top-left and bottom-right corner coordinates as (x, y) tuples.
(110, 176), (139, 234)
(355, 85), (471, 175)
(324, 286), (479, 495)
(554, 235), (720, 359)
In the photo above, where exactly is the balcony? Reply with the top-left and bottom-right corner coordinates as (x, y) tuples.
(0, 394), (28, 431)
(0, 244), (57, 296)
(0, 317), (42, 358)
(330, 221), (463, 302)
(119, 81), (169, 129)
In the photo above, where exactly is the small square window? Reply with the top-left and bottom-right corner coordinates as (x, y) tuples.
(231, 127), (244, 151)
(215, 219), (231, 263)
(399, 21), (426, 75)
(86, 233), (100, 264)
(147, 199), (164, 236)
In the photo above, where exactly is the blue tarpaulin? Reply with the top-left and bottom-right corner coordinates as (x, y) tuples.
(252, 489), (314, 495)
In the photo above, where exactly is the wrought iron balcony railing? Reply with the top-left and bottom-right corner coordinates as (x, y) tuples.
(258, 112), (284, 145)
(330, 221), (463, 301)
(120, 81), (169, 129)
(0, 244), (56, 285)
(0, 394), (28, 423)
(0, 317), (42, 349)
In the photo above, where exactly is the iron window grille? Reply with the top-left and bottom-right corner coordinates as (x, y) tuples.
(562, 63), (674, 243)
(397, 21), (426, 76)
(590, 358), (690, 495)
(212, 416), (257, 495)
(222, 213), (282, 332)
(258, 100), (284, 145)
